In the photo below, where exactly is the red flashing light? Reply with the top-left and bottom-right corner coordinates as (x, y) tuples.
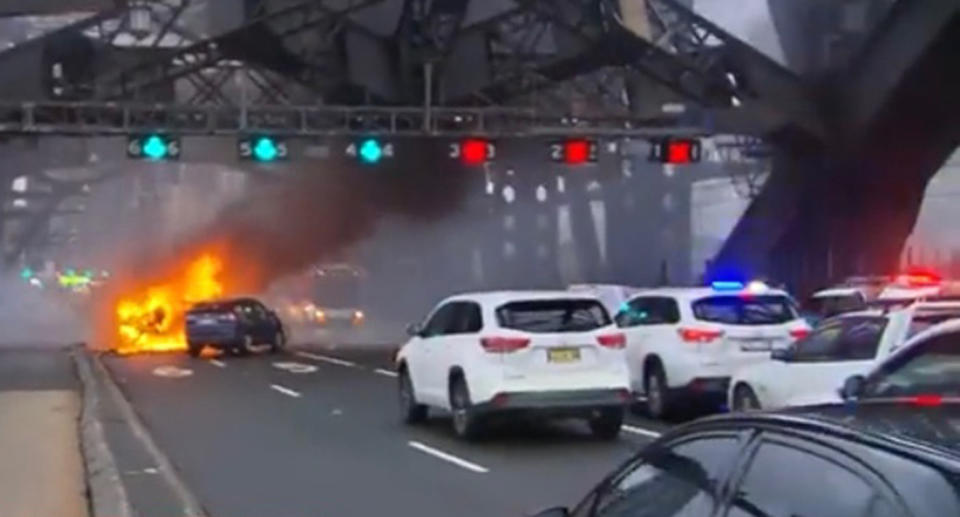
(480, 336), (529, 353)
(678, 327), (724, 343)
(596, 333), (626, 349)
(460, 138), (491, 166)
(898, 269), (942, 287)
(909, 394), (943, 407)
(790, 328), (811, 340)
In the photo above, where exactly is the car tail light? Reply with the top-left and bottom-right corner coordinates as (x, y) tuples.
(596, 333), (626, 349)
(790, 328), (811, 340)
(480, 337), (530, 353)
(908, 394), (942, 407)
(678, 327), (724, 343)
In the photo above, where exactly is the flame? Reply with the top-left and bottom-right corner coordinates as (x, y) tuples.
(113, 253), (225, 355)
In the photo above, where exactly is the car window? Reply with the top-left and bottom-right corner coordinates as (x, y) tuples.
(586, 436), (739, 517)
(692, 295), (798, 325)
(906, 313), (960, 339)
(726, 440), (898, 517)
(862, 330), (960, 398)
(422, 303), (458, 337)
(497, 299), (610, 333)
(808, 294), (866, 318)
(791, 321), (845, 361)
(792, 317), (886, 362)
(448, 302), (483, 334)
(616, 297), (680, 327)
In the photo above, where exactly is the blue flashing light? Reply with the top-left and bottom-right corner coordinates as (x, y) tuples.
(359, 139), (383, 164)
(712, 280), (745, 291)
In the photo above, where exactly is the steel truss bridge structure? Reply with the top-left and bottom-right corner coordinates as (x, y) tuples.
(1, 0), (958, 294)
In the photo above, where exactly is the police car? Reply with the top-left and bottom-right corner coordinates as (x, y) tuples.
(614, 280), (810, 419)
(729, 299), (960, 411)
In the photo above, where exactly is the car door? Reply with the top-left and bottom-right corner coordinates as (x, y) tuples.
(434, 301), (484, 406)
(723, 433), (907, 517)
(616, 296), (682, 393)
(574, 431), (746, 517)
(408, 302), (458, 405)
(249, 301), (275, 342)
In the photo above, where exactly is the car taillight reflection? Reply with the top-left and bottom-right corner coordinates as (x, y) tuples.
(480, 337), (530, 353)
(596, 333), (626, 349)
(678, 327), (724, 343)
(790, 328), (811, 340)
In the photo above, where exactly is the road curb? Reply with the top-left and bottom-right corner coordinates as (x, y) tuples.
(73, 345), (133, 517)
(90, 350), (209, 517)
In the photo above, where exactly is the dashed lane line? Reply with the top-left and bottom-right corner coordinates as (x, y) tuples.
(408, 441), (489, 474)
(209, 359), (226, 368)
(295, 352), (357, 368)
(374, 368), (398, 378)
(623, 425), (662, 438)
(270, 384), (302, 398)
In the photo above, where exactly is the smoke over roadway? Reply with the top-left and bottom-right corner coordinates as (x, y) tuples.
(95, 140), (476, 349)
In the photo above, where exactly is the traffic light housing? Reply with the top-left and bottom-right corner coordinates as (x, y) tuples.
(449, 138), (496, 166)
(649, 137), (701, 164)
(128, 134), (181, 160)
(238, 136), (289, 162)
(346, 138), (395, 164)
(550, 139), (598, 165)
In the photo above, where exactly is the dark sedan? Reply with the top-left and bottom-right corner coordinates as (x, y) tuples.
(533, 401), (960, 517)
(185, 298), (286, 357)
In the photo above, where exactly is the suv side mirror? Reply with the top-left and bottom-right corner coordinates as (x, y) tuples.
(405, 322), (423, 337)
(840, 375), (865, 401)
(771, 347), (793, 362)
(528, 508), (570, 517)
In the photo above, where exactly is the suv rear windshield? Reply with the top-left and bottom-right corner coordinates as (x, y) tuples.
(496, 299), (611, 333)
(692, 295), (798, 325)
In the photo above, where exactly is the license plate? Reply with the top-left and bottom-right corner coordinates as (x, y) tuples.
(739, 339), (772, 352)
(547, 348), (581, 363)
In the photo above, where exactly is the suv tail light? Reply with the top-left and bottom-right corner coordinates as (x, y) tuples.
(678, 327), (724, 343)
(480, 337), (530, 353)
(790, 328), (811, 340)
(596, 333), (626, 349)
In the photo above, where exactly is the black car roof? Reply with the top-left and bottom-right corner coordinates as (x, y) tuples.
(676, 402), (960, 468)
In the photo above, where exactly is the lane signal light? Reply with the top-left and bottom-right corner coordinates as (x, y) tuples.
(238, 136), (288, 162)
(649, 137), (701, 164)
(346, 138), (395, 164)
(550, 139), (598, 165)
(449, 138), (495, 166)
(128, 134), (181, 161)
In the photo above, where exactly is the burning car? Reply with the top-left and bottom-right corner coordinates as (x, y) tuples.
(184, 298), (286, 357)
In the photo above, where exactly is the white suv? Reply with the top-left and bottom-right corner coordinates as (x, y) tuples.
(614, 282), (810, 418)
(396, 291), (631, 440)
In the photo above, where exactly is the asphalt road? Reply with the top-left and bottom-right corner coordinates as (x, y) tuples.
(103, 346), (674, 517)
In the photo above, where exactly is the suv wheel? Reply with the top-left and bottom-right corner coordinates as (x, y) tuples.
(233, 334), (253, 356)
(269, 332), (286, 354)
(733, 384), (762, 411)
(644, 365), (670, 419)
(589, 408), (624, 440)
(399, 369), (427, 424)
(450, 377), (483, 440)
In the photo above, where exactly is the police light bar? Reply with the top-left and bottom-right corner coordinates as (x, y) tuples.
(711, 281), (744, 291)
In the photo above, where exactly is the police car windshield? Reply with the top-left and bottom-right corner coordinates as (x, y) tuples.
(692, 295), (798, 325)
(863, 329), (960, 398)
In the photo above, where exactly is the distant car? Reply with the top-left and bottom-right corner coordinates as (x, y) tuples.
(728, 300), (960, 411)
(803, 286), (868, 324)
(184, 298), (286, 357)
(613, 281), (810, 418)
(530, 402), (960, 517)
(395, 291), (631, 440)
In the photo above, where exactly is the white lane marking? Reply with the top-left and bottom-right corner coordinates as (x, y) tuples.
(295, 352), (357, 368)
(272, 361), (318, 374)
(209, 359), (226, 368)
(152, 366), (193, 378)
(374, 368), (398, 378)
(270, 384), (302, 398)
(407, 441), (489, 474)
(623, 425), (662, 438)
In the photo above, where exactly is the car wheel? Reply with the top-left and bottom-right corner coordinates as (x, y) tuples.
(269, 332), (285, 354)
(399, 369), (428, 424)
(450, 377), (483, 440)
(233, 334), (253, 356)
(187, 342), (202, 358)
(733, 384), (762, 412)
(644, 365), (671, 419)
(589, 408), (624, 440)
